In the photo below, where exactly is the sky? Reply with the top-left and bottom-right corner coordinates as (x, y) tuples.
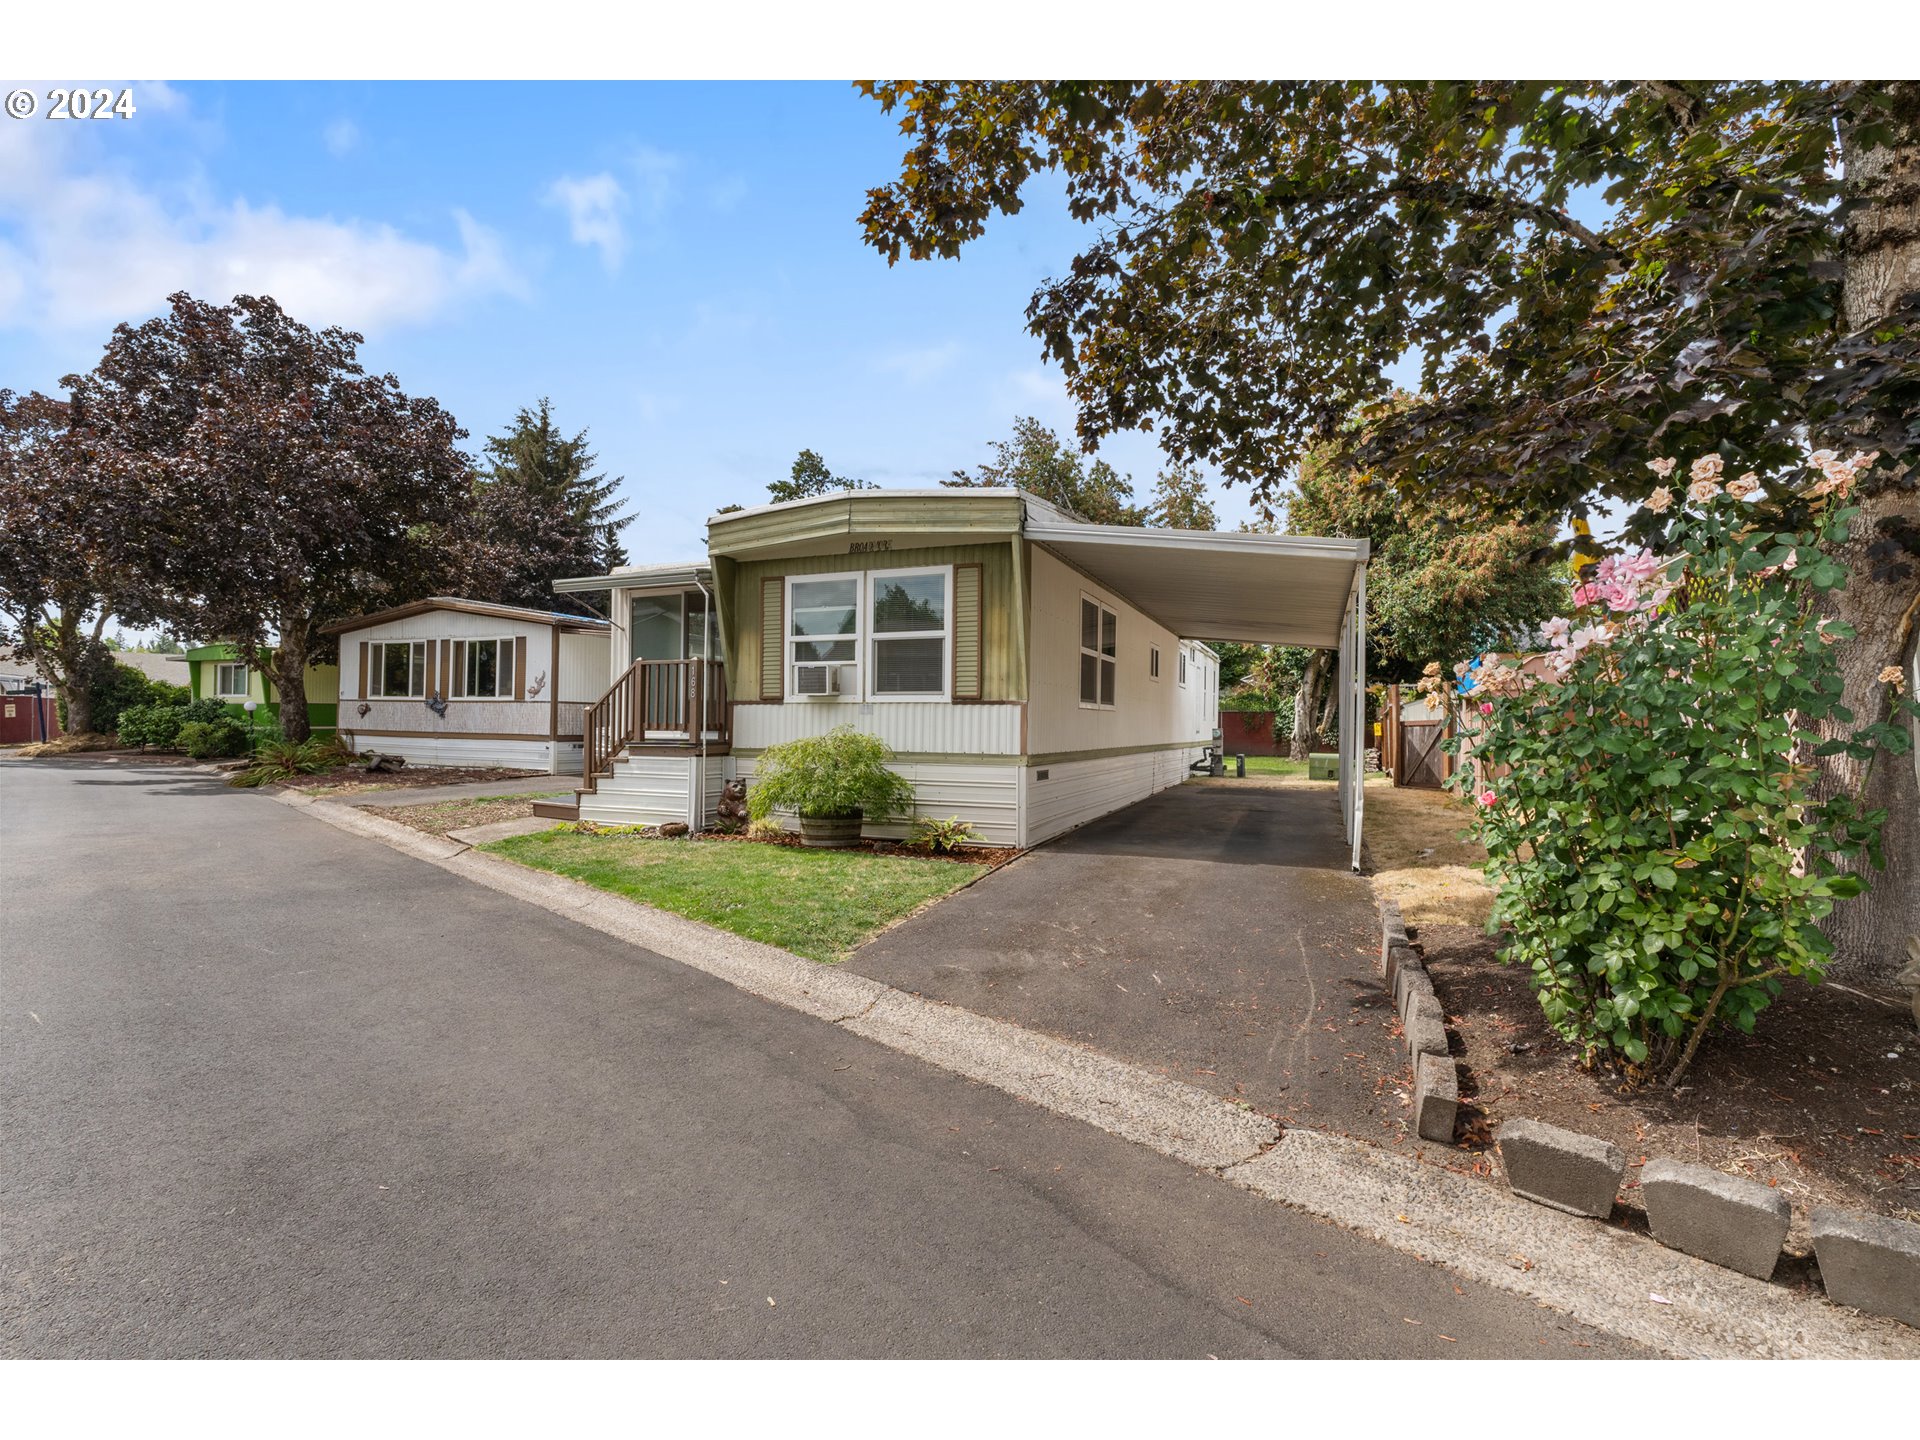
(0, 79), (1304, 581)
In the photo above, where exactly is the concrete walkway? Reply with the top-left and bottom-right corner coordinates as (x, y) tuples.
(849, 781), (1411, 1141)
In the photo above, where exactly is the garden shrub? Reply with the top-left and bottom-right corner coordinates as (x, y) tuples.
(746, 726), (917, 823)
(227, 736), (340, 787)
(116, 702), (188, 750)
(908, 815), (977, 853)
(178, 718), (250, 759)
(1457, 450), (1916, 1085)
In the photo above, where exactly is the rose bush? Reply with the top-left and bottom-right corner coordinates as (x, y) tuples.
(1454, 450), (1916, 1085)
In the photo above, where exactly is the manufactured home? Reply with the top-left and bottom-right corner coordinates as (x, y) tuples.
(324, 599), (610, 773)
(184, 643), (338, 735)
(548, 488), (1372, 860)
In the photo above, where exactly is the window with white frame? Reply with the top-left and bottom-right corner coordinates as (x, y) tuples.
(1178, 649), (1189, 687)
(788, 574), (860, 696)
(1149, 644), (1161, 680)
(787, 568), (953, 700)
(464, 637), (515, 699)
(869, 568), (949, 698)
(214, 661), (249, 699)
(370, 640), (426, 699)
(1079, 596), (1116, 707)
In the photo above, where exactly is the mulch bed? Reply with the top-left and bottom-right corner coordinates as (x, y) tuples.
(370, 793), (555, 836)
(277, 765), (543, 794)
(1419, 921), (1920, 1243)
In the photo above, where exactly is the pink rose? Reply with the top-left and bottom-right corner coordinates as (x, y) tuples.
(1476, 790), (1498, 808)
(1479, 701), (1493, 715)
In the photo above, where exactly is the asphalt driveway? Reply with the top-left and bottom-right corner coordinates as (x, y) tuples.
(850, 780), (1413, 1141)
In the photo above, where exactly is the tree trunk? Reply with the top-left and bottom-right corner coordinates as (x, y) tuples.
(271, 628), (312, 744)
(1820, 84), (1920, 988)
(1289, 650), (1330, 759)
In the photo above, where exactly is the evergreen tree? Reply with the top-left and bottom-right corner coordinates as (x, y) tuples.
(768, 448), (874, 504)
(946, 416), (1143, 525)
(473, 398), (630, 614)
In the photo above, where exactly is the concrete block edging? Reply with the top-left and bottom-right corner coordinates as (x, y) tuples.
(1372, 895), (1919, 1331)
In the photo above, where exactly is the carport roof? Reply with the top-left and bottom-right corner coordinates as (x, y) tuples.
(1021, 501), (1369, 649)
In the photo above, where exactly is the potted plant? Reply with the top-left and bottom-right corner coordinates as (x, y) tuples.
(745, 725), (917, 848)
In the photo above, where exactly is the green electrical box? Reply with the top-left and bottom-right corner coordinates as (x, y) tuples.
(1307, 752), (1339, 781)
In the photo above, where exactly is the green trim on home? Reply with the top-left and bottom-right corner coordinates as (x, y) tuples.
(708, 489), (1025, 558)
(1023, 740), (1203, 766)
(730, 740), (1202, 767)
(721, 541), (1025, 705)
(183, 642), (338, 734)
(732, 748), (1023, 765)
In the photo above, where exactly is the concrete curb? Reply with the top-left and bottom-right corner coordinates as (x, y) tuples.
(1224, 1130), (1919, 1360)
(279, 791), (1920, 1357)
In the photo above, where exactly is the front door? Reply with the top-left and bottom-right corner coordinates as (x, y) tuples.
(629, 591), (710, 733)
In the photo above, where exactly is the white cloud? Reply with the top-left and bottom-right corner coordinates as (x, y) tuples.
(878, 341), (962, 385)
(323, 118), (360, 157)
(0, 100), (525, 337)
(543, 171), (628, 271)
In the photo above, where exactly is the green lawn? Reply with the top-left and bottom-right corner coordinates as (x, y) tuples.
(481, 831), (991, 962)
(1240, 756), (1310, 777)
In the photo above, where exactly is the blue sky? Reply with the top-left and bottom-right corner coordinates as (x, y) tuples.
(0, 80), (1303, 572)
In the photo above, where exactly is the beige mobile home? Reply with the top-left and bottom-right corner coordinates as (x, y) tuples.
(325, 598), (610, 773)
(549, 489), (1371, 859)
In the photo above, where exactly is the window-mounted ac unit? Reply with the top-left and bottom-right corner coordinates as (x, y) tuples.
(794, 662), (845, 697)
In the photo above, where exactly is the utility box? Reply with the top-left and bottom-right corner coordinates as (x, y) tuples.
(1308, 752), (1339, 781)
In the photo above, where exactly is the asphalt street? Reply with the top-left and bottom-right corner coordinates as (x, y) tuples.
(0, 757), (1642, 1358)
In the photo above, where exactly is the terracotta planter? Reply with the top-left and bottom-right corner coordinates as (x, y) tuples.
(798, 810), (863, 849)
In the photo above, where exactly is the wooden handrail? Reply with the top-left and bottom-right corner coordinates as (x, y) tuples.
(579, 657), (731, 793)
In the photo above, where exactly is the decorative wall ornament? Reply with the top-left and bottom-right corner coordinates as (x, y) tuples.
(356, 702), (371, 718)
(425, 692), (448, 718)
(528, 671), (548, 700)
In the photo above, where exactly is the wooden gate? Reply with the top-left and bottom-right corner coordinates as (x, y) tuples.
(1397, 721), (1450, 788)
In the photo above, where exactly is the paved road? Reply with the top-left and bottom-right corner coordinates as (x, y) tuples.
(852, 781), (1411, 1142)
(0, 759), (1641, 1358)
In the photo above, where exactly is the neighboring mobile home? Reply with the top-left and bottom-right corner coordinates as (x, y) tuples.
(550, 489), (1371, 859)
(324, 598), (610, 773)
(184, 643), (340, 736)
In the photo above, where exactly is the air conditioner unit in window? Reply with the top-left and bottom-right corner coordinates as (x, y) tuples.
(794, 662), (845, 697)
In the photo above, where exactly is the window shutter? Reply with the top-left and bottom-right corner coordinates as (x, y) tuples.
(511, 636), (526, 700)
(358, 642), (368, 699)
(440, 640), (452, 698)
(759, 578), (784, 700)
(424, 637), (438, 697)
(953, 563), (983, 700)
(451, 640), (466, 698)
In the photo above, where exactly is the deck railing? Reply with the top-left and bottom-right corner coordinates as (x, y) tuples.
(581, 658), (729, 789)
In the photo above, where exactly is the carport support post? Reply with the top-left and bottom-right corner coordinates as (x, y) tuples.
(1337, 564), (1367, 871)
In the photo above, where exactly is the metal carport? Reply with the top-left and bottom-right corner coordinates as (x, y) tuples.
(1020, 498), (1371, 869)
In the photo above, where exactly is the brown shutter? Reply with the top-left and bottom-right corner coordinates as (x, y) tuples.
(759, 577), (784, 700)
(440, 640), (451, 698)
(511, 636), (526, 701)
(952, 562), (983, 701)
(451, 640), (466, 698)
(424, 637), (438, 698)
(358, 642), (369, 699)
